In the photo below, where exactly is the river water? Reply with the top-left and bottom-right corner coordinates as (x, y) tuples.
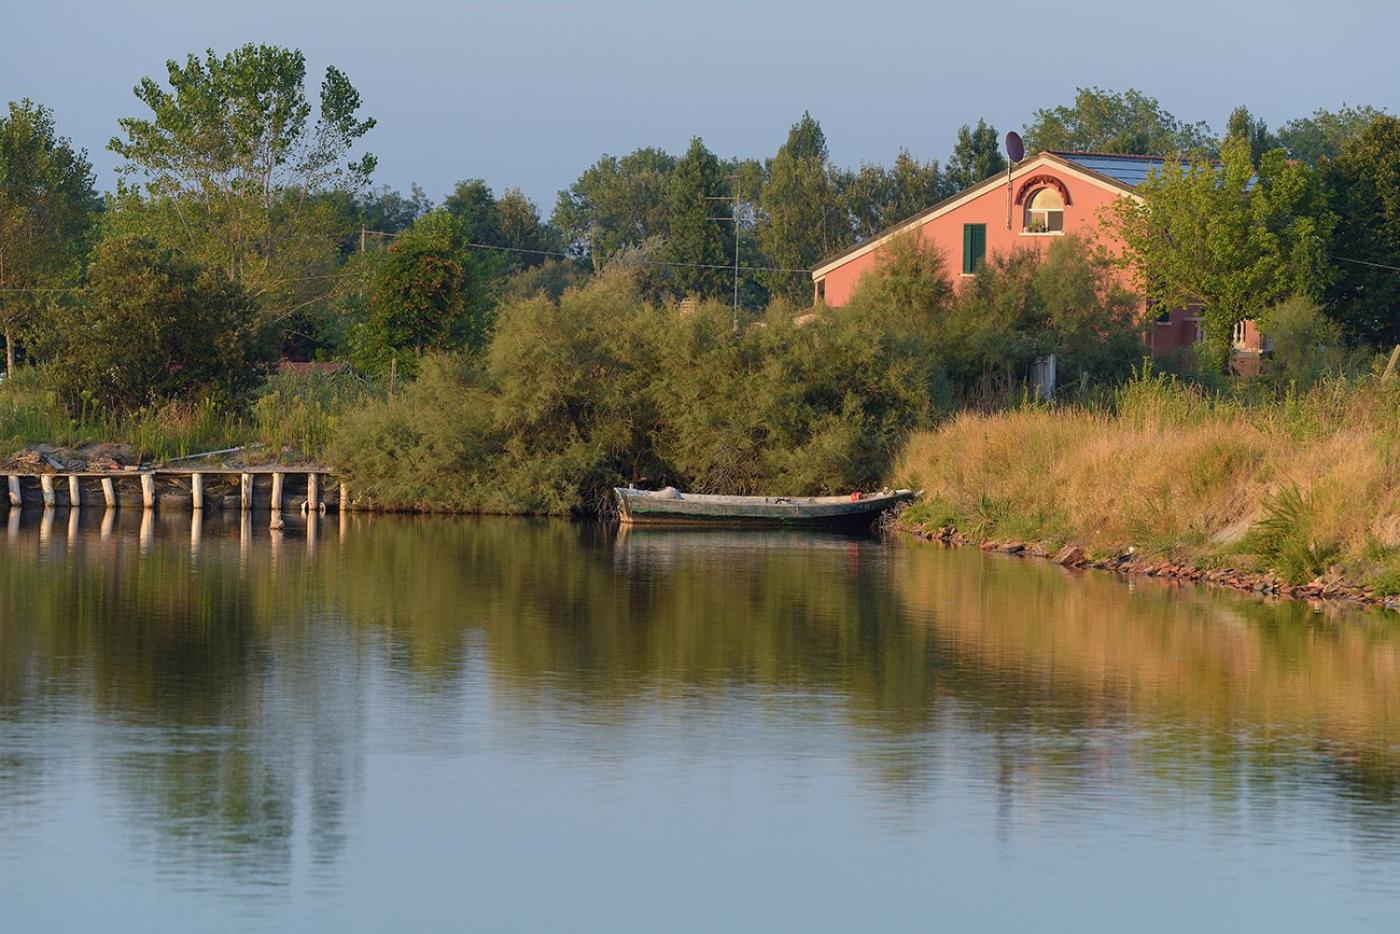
(1, 510), (1398, 932)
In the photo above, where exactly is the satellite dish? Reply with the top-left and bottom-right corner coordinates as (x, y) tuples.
(1005, 131), (1025, 164)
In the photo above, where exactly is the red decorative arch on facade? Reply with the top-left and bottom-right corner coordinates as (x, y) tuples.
(1013, 174), (1073, 207)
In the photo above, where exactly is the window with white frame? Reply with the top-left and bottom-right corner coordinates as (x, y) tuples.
(1024, 187), (1064, 233)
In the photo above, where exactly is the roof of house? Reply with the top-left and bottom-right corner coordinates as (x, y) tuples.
(1049, 151), (1168, 188)
(812, 151), (1153, 278)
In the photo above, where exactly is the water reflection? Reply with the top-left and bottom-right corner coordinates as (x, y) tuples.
(1, 510), (1398, 927)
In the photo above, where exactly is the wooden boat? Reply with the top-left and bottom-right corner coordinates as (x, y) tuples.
(614, 487), (917, 529)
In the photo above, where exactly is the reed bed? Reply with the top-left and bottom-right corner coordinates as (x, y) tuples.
(895, 367), (1400, 589)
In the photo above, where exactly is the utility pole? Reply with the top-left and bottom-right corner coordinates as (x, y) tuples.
(707, 174), (744, 331)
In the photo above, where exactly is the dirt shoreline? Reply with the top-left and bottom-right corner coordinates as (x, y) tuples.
(899, 521), (1400, 613)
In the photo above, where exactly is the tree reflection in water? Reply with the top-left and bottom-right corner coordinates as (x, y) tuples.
(1, 509), (1398, 885)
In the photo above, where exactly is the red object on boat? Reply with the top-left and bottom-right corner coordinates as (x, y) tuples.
(850, 491), (863, 501)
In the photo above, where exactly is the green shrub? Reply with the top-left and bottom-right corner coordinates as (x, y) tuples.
(329, 270), (944, 513)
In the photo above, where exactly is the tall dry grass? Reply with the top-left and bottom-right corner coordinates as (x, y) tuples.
(894, 367), (1400, 588)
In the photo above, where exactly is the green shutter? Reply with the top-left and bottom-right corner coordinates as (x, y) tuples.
(962, 223), (986, 274)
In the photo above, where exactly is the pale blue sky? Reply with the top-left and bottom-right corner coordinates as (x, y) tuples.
(4, 0), (1395, 211)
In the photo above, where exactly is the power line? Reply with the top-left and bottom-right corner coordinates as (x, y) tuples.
(1334, 255), (1400, 272)
(362, 226), (812, 275)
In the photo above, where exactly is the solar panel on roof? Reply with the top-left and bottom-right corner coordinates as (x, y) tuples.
(1054, 153), (1167, 187)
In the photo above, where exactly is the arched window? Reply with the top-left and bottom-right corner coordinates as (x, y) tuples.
(1024, 187), (1064, 233)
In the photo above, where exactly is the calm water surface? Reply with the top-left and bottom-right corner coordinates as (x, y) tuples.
(2, 510), (1399, 932)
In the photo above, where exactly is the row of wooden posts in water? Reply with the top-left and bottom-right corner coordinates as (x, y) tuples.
(3, 468), (349, 527)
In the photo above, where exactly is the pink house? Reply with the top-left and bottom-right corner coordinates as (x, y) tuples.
(811, 150), (1263, 362)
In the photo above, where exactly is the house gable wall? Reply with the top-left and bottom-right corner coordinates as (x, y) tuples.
(814, 156), (1134, 307)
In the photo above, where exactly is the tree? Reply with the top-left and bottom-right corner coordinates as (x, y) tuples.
(107, 44), (376, 343)
(48, 236), (266, 412)
(756, 113), (849, 303)
(1112, 135), (1334, 368)
(444, 181), (557, 275)
(0, 99), (99, 372)
(841, 150), (945, 240)
(1278, 105), (1387, 165)
(1257, 295), (1347, 388)
(1322, 115), (1400, 345)
(351, 210), (491, 376)
(493, 187), (559, 268)
(1226, 105), (1278, 166)
(552, 148), (675, 271)
(664, 137), (733, 298)
(355, 184), (432, 237)
(944, 120), (1006, 191)
(1032, 236), (1142, 385)
(1023, 87), (1213, 156)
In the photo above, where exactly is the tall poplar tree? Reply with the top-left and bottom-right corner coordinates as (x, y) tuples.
(664, 137), (732, 299)
(756, 113), (848, 303)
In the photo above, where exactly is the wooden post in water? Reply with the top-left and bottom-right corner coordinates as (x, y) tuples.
(68, 475), (81, 508)
(306, 472), (320, 513)
(339, 481), (349, 513)
(140, 473), (156, 510)
(8, 475), (21, 507)
(241, 472), (253, 511)
(39, 475), (55, 507)
(190, 472), (204, 510)
(101, 477), (117, 509)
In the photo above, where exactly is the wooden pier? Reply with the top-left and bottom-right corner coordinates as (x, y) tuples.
(1, 466), (352, 524)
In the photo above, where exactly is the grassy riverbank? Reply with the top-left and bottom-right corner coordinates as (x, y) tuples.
(894, 367), (1400, 594)
(0, 365), (374, 466)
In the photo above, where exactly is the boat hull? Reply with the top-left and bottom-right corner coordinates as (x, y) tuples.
(614, 488), (915, 529)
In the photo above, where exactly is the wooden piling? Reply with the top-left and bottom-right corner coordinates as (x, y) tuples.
(40, 475), (56, 507)
(140, 473), (156, 510)
(68, 474), (81, 508)
(101, 477), (117, 509)
(241, 472), (253, 511)
(191, 472), (204, 510)
(339, 481), (349, 512)
(270, 472), (284, 512)
(306, 472), (320, 513)
(7, 475), (20, 507)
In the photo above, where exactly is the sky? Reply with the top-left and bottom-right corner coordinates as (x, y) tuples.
(3, 0), (1397, 213)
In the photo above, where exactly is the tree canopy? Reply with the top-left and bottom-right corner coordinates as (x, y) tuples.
(0, 99), (98, 372)
(552, 148), (675, 271)
(663, 137), (733, 300)
(1323, 115), (1400, 345)
(756, 113), (850, 302)
(48, 236), (267, 412)
(1112, 135), (1334, 367)
(1023, 87), (1214, 156)
(944, 120), (1006, 191)
(107, 44), (376, 344)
